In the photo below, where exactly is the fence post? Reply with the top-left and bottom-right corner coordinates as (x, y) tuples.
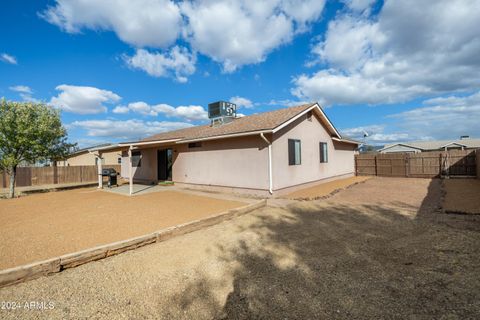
(53, 165), (58, 185)
(354, 156), (356, 176)
(439, 153), (443, 177)
(374, 155), (378, 176)
(405, 154), (409, 177)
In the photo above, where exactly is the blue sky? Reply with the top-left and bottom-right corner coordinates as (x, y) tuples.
(1, 0), (479, 147)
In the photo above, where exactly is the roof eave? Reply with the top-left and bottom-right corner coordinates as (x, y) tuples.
(271, 103), (342, 138)
(331, 137), (361, 145)
(440, 142), (468, 148)
(119, 139), (183, 148)
(176, 129), (272, 144)
(378, 143), (423, 152)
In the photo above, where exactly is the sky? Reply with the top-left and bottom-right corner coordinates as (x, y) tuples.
(1, 0), (479, 147)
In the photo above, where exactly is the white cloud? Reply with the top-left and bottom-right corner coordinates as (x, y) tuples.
(310, 16), (385, 71)
(341, 91), (480, 144)
(292, 70), (427, 106)
(340, 124), (409, 144)
(293, 0), (480, 105)
(1, 53), (17, 65)
(40, 0), (181, 48)
(124, 47), (196, 82)
(266, 99), (309, 107)
(127, 101), (157, 116)
(9, 85), (38, 102)
(69, 119), (193, 140)
(112, 105), (130, 114)
(181, 0), (326, 72)
(230, 96), (253, 109)
(159, 105), (208, 121)
(390, 91), (480, 140)
(341, 0), (376, 13)
(9, 85), (32, 94)
(50, 84), (121, 114)
(115, 101), (208, 121)
(42, 0), (326, 73)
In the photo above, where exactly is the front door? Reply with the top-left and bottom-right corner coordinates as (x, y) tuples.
(157, 149), (172, 181)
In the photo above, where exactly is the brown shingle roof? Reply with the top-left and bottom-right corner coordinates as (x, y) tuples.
(141, 103), (316, 142)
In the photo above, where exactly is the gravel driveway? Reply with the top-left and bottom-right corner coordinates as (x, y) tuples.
(1, 177), (479, 319)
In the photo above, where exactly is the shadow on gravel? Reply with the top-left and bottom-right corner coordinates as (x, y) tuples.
(175, 179), (480, 319)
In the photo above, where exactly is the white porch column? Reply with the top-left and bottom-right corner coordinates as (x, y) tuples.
(97, 152), (103, 189)
(128, 146), (133, 195)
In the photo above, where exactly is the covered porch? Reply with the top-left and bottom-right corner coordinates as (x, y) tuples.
(90, 139), (179, 195)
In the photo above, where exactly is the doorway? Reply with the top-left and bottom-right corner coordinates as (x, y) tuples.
(157, 148), (173, 181)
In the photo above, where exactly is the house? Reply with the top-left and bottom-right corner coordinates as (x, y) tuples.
(379, 137), (480, 154)
(55, 144), (122, 166)
(91, 103), (359, 196)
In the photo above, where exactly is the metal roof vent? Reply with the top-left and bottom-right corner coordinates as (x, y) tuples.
(208, 101), (237, 126)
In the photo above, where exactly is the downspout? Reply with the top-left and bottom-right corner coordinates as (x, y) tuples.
(260, 133), (273, 195)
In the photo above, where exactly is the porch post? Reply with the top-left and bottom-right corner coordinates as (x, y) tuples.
(97, 152), (103, 189)
(128, 146), (133, 195)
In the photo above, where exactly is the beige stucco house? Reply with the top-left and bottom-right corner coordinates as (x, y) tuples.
(91, 103), (359, 196)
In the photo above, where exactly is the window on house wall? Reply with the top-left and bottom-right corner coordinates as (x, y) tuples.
(188, 142), (202, 148)
(320, 142), (328, 163)
(288, 139), (301, 165)
(132, 151), (141, 167)
(117, 157), (122, 164)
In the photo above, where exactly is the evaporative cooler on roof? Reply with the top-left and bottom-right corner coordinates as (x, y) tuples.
(208, 101), (237, 126)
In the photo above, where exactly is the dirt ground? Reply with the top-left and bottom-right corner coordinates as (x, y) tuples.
(443, 179), (480, 214)
(284, 176), (371, 200)
(1, 177), (479, 319)
(0, 188), (246, 269)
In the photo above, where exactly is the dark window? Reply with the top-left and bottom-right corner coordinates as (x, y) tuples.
(132, 151), (141, 167)
(288, 139), (301, 165)
(117, 157), (122, 164)
(320, 142), (328, 163)
(188, 142), (202, 148)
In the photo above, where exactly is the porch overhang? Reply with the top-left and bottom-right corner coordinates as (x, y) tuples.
(119, 138), (182, 149)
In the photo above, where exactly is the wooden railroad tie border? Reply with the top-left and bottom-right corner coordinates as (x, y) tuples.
(0, 199), (267, 288)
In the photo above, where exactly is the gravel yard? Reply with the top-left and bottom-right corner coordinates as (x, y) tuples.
(0, 188), (246, 269)
(443, 179), (480, 214)
(1, 177), (479, 319)
(284, 176), (370, 200)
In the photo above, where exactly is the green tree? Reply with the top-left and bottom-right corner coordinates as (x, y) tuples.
(0, 100), (75, 198)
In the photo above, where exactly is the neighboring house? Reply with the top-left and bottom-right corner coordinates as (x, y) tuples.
(379, 137), (480, 153)
(56, 144), (122, 166)
(91, 103), (359, 196)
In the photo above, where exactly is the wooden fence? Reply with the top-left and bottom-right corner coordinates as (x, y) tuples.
(1, 165), (121, 188)
(355, 150), (477, 178)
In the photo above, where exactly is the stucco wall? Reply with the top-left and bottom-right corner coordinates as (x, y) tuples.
(58, 151), (121, 166)
(271, 113), (356, 190)
(173, 135), (269, 190)
(117, 114), (355, 192)
(121, 148), (158, 182)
